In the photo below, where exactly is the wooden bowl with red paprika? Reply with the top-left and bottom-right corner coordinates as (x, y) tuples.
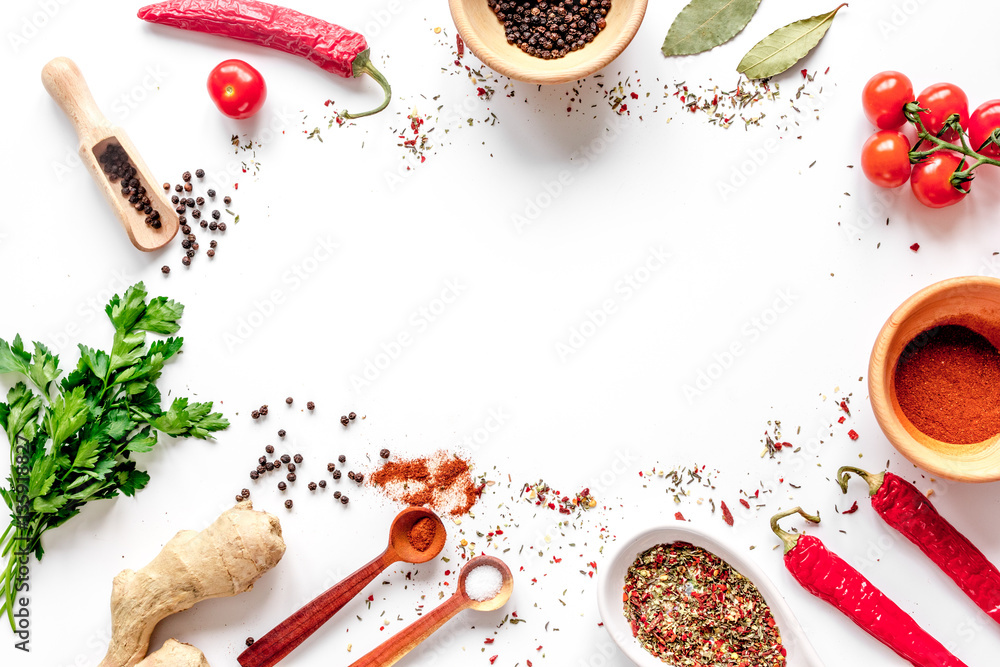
(870, 276), (1000, 482)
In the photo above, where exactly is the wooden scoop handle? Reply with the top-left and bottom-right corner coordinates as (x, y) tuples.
(238, 550), (397, 667)
(41, 57), (110, 145)
(347, 592), (472, 667)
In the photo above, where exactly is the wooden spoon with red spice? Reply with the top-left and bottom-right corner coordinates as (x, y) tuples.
(238, 507), (446, 667)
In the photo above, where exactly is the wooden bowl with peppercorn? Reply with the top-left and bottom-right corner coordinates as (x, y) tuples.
(870, 276), (1000, 482)
(449, 0), (647, 85)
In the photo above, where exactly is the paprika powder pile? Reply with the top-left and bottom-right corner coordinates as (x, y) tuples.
(894, 325), (1000, 444)
(370, 450), (482, 516)
(407, 517), (437, 552)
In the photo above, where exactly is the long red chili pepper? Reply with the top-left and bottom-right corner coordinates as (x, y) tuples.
(771, 507), (968, 667)
(137, 0), (391, 118)
(839, 466), (1000, 624)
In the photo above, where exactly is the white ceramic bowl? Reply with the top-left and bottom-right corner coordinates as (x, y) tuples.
(597, 523), (825, 667)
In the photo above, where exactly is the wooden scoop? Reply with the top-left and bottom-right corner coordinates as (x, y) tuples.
(41, 57), (178, 251)
(238, 507), (447, 667)
(348, 555), (514, 667)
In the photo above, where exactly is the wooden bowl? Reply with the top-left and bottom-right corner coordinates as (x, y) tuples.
(869, 276), (1000, 482)
(448, 0), (648, 85)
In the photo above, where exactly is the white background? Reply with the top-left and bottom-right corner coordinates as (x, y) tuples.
(3, 0), (1000, 666)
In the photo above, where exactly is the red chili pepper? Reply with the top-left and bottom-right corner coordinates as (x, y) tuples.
(137, 0), (391, 118)
(720, 500), (734, 526)
(839, 466), (1000, 625)
(771, 507), (968, 667)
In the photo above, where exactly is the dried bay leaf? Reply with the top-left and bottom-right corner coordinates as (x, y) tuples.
(737, 3), (847, 79)
(662, 0), (762, 56)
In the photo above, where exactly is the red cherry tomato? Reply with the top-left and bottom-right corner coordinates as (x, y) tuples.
(862, 71), (913, 130)
(969, 99), (1000, 158)
(207, 59), (267, 119)
(910, 152), (968, 208)
(916, 83), (969, 141)
(861, 130), (911, 188)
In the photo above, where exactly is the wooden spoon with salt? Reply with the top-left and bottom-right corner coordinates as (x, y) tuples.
(238, 506), (446, 667)
(348, 555), (514, 667)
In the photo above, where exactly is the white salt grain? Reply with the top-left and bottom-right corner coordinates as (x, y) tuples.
(465, 565), (503, 601)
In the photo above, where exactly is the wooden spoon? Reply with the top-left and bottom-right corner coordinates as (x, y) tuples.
(41, 57), (178, 251)
(238, 507), (446, 667)
(348, 555), (514, 667)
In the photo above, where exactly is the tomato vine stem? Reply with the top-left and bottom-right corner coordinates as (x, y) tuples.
(904, 103), (1000, 191)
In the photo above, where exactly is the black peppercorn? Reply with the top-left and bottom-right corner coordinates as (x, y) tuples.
(281, 454), (291, 463)
(260, 405), (269, 415)
(212, 209), (221, 220)
(252, 410), (260, 419)
(265, 445), (274, 453)
(186, 198), (195, 207)
(332, 470), (342, 480)
(334, 491), (342, 499)
(287, 472), (297, 482)
(340, 416), (349, 426)
(347, 471), (356, 481)
(210, 240), (218, 248)
(286, 462), (296, 472)
(265, 462), (274, 471)
(246, 637), (254, 647)
(181, 225), (191, 235)
(380, 448), (390, 459)
(181, 256), (191, 266)
(185, 249), (195, 258)
(250, 470), (259, 480)
(259, 456), (267, 465)
(341, 496), (349, 505)
(327, 462), (336, 472)
(191, 209), (201, 219)
(181, 239), (192, 249)
(207, 249), (215, 258)
(306, 401), (314, 410)
(278, 481), (286, 491)
(338, 454), (346, 463)
(285, 499), (293, 509)
(236, 494), (244, 502)
(196, 196), (205, 206)
(201, 220), (209, 228)
(175, 205), (186, 214)
(278, 428), (285, 437)
(161, 266), (170, 274)
(318, 480), (327, 488)
(256, 465), (266, 474)
(162, 182), (170, 191)
(273, 458), (282, 469)
(286, 397), (293, 404)
(207, 188), (216, 197)
(308, 482), (317, 491)
(171, 195), (180, 204)
(224, 195), (232, 204)
(241, 488), (250, 498)
(175, 184), (183, 192)
(182, 171), (192, 182)
(355, 473), (364, 484)
(195, 168), (205, 178)
(293, 454), (303, 464)
(218, 222), (227, 231)
(184, 182), (193, 192)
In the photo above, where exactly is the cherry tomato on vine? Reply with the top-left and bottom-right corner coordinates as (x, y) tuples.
(207, 59), (267, 119)
(861, 130), (912, 188)
(910, 152), (968, 208)
(862, 71), (913, 130)
(969, 100), (1000, 159)
(916, 83), (969, 141)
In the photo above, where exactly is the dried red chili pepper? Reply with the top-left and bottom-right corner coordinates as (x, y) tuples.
(839, 466), (1000, 625)
(137, 0), (391, 118)
(771, 507), (969, 667)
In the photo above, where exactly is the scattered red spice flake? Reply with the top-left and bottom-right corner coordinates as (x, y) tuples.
(910, 243), (920, 252)
(842, 501), (860, 514)
(721, 500), (734, 526)
(489, 656), (498, 664)
(630, 92), (639, 99)
(739, 498), (750, 509)
(838, 416), (846, 424)
(456, 34), (465, 58)
(801, 68), (809, 78)
(484, 638), (495, 644)
(840, 400), (851, 416)
(848, 429), (860, 440)
(618, 103), (628, 115)
(674, 511), (685, 521)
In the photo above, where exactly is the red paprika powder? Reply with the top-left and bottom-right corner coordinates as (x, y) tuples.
(894, 325), (1000, 444)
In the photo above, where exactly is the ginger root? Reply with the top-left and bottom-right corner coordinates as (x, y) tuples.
(98, 500), (285, 667)
(135, 639), (209, 667)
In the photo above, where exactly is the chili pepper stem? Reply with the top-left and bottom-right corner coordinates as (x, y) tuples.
(837, 466), (885, 496)
(344, 50), (392, 119)
(770, 507), (821, 555)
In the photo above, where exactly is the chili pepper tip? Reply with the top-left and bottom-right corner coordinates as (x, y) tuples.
(343, 50), (391, 120)
(836, 466), (885, 497)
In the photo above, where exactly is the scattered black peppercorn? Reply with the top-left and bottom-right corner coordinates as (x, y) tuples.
(250, 470), (259, 480)
(162, 182), (170, 191)
(191, 209), (202, 219)
(241, 488), (250, 498)
(281, 454), (291, 464)
(182, 171), (192, 182)
(181, 256), (191, 266)
(207, 249), (215, 258)
(175, 184), (183, 193)
(334, 491), (342, 499)
(265, 445), (274, 453)
(186, 198), (195, 208)
(306, 401), (315, 410)
(278, 428), (286, 437)
(171, 195), (180, 204)
(256, 465), (266, 474)
(201, 220), (209, 229)
(349, 412), (357, 420)
(287, 462), (296, 473)
(236, 493), (244, 502)
(278, 481), (286, 491)
(184, 182), (193, 192)
(308, 482), (317, 491)
(210, 240), (218, 248)
(347, 471), (356, 481)
(285, 499), (293, 509)
(260, 405), (269, 415)
(252, 410), (260, 419)
(212, 209), (221, 220)
(380, 448), (390, 459)
(246, 637), (254, 647)
(338, 455), (346, 463)
(274, 459), (282, 469)
(286, 397), (293, 404)
(185, 249), (195, 259)
(341, 496), (349, 505)
(209, 221), (218, 231)
(161, 266), (170, 274)
(318, 480), (327, 488)
(287, 473), (297, 482)
(181, 225), (191, 235)
(258, 456), (267, 465)
(332, 470), (342, 480)
(207, 188), (216, 197)
(224, 195), (232, 204)
(327, 462), (336, 472)
(355, 473), (364, 484)
(293, 454), (303, 464)
(195, 168), (205, 178)
(218, 222), (227, 231)
(196, 196), (205, 206)
(340, 416), (349, 426)
(265, 462), (274, 471)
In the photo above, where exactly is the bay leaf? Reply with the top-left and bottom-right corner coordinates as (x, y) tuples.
(662, 0), (762, 56)
(736, 3), (847, 79)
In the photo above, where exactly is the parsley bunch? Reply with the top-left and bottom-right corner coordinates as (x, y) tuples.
(0, 282), (228, 630)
